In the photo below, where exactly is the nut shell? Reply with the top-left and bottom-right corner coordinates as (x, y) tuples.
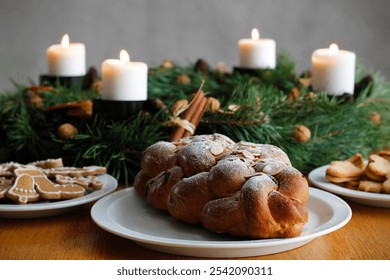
(293, 125), (311, 143)
(57, 123), (78, 139)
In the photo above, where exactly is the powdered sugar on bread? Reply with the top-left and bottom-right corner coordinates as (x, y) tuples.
(136, 133), (309, 239)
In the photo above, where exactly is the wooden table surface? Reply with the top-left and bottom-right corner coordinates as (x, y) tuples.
(1, 186), (389, 260)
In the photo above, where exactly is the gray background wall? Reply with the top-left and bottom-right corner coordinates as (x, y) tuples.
(1, 0), (389, 93)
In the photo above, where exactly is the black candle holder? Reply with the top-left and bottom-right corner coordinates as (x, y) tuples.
(40, 74), (86, 89)
(307, 75), (374, 104)
(93, 98), (150, 121)
(233, 66), (275, 77)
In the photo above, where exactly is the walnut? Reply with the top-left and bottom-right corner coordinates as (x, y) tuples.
(57, 123), (78, 140)
(371, 111), (381, 125)
(170, 99), (188, 115)
(299, 71), (312, 88)
(293, 124), (311, 143)
(152, 98), (167, 110)
(288, 87), (300, 101)
(161, 59), (174, 70)
(27, 94), (43, 108)
(176, 74), (191, 85)
(206, 97), (220, 112)
(216, 62), (229, 74)
(26, 86), (53, 108)
(299, 77), (312, 88)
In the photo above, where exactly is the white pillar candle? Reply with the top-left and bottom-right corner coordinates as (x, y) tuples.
(102, 50), (148, 101)
(238, 28), (276, 69)
(46, 34), (86, 76)
(311, 44), (356, 96)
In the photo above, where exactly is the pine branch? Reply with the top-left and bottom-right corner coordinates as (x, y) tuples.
(1, 53), (389, 182)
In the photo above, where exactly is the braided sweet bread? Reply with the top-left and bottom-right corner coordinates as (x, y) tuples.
(134, 134), (309, 239)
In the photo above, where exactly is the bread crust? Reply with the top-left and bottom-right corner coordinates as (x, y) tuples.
(135, 133), (309, 239)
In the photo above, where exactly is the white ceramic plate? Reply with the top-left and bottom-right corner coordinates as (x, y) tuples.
(0, 174), (118, 219)
(308, 165), (390, 208)
(91, 187), (351, 258)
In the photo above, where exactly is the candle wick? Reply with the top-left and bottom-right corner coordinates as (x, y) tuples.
(251, 28), (260, 40)
(119, 49), (130, 64)
(329, 43), (339, 55)
(61, 34), (70, 48)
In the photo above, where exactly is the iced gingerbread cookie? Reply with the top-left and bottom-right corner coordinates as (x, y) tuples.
(6, 174), (39, 204)
(0, 165), (13, 177)
(55, 175), (103, 190)
(0, 177), (13, 199)
(0, 162), (32, 177)
(29, 158), (64, 169)
(15, 168), (85, 200)
(43, 166), (107, 177)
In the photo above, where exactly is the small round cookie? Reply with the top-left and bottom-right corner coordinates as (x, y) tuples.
(383, 176), (390, 194)
(326, 160), (365, 181)
(365, 154), (390, 181)
(358, 180), (383, 193)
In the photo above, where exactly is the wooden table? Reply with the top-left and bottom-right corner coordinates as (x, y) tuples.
(1, 186), (389, 260)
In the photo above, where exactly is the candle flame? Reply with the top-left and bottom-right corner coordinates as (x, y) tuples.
(119, 49), (130, 64)
(251, 28), (259, 40)
(329, 43), (339, 55)
(61, 34), (69, 48)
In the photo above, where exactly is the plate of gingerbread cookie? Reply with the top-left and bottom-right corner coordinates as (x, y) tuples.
(0, 159), (118, 218)
(308, 162), (390, 208)
(91, 187), (351, 258)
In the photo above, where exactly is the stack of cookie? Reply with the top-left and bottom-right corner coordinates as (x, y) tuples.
(326, 151), (390, 193)
(0, 158), (106, 204)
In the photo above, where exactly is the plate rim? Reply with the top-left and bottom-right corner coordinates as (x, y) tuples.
(91, 187), (352, 252)
(0, 174), (118, 213)
(308, 164), (390, 202)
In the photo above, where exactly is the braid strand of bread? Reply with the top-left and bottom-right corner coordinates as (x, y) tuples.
(134, 134), (309, 239)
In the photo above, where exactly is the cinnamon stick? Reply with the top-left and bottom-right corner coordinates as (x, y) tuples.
(170, 90), (205, 141)
(182, 96), (207, 138)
